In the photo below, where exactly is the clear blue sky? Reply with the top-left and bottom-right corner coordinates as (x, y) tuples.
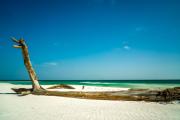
(0, 0), (180, 80)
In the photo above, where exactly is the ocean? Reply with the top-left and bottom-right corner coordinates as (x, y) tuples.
(1, 80), (180, 89)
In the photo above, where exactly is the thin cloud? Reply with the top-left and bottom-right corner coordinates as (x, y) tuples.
(123, 45), (131, 50)
(43, 62), (58, 66)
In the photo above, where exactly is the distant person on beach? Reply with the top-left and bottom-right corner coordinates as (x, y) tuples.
(82, 86), (85, 90)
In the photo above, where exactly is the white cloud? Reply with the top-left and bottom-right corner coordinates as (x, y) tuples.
(123, 45), (131, 50)
(43, 62), (58, 66)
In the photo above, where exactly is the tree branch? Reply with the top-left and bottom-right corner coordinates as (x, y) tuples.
(11, 37), (20, 43)
(13, 45), (22, 48)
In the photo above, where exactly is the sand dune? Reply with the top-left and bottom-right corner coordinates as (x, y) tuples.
(0, 83), (180, 120)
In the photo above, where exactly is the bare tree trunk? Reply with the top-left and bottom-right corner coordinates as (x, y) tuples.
(11, 37), (44, 91)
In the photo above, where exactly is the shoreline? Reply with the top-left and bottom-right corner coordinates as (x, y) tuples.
(1, 80), (180, 90)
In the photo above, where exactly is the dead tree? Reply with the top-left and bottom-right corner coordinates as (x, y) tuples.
(11, 37), (44, 92)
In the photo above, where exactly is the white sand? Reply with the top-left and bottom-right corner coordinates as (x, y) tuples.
(47, 85), (129, 92)
(0, 83), (180, 120)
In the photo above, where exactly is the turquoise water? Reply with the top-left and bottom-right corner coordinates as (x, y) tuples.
(1, 80), (180, 89)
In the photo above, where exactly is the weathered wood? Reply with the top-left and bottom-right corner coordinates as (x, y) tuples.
(11, 85), (180, 102)
(11, 37), (44, 91)
(11, 88), (32, 95)
(13, 45), (22, 48)
(11, 37), (19, 43)
(47, 84), (75, 89)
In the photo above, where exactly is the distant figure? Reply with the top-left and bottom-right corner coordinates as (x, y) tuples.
(82, 86), (85, 90)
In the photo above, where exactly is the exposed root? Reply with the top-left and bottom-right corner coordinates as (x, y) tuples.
(11, 88), (33, 96)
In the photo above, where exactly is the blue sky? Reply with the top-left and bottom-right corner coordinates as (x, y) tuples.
(0, 0), (180, 80)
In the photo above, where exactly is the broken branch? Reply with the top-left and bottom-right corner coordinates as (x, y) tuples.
(13, 45), (22, 48)
(11, 37), (19, 43)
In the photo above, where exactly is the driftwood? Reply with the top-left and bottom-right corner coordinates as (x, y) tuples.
(11, 85), (180, 102)
(11, 88), (32, 96)
(47, 84), (75, 89)
(11, 37), (45, 92)
(155, 87), (180, 102)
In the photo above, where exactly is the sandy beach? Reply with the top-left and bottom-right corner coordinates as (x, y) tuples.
(0, 83), (180, 120)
